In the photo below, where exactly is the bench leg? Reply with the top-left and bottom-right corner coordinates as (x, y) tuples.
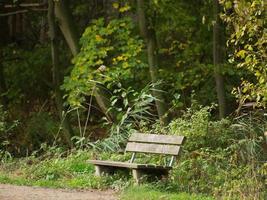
(132, 169), (143, 184)
(132, 169), (169, 184)
(95, 165), (113, 176)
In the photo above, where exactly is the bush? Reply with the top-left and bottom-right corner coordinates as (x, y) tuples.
(169, 105), (233, 151)
(0, 105), (18, 161)
(165, 107), (266, 198)
(24, 112), (59, 151)
(86, 83), (157, 152)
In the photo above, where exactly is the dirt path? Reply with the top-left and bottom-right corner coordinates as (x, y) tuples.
(0, 184), (118, 200)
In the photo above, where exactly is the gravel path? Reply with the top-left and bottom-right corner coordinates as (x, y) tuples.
(0, 184), (118, 200)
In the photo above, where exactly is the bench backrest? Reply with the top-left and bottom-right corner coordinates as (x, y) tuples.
(126, 133), (185, 166)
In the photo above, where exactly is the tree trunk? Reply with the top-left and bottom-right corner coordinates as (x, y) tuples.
(0, 61), (8, 108)
(54, 0), (79, 55)
(48, 0), (73, 147)
(0, 11), (9, 108)
(54, 0), (114, 122)
(137, 0), (169, 124)
(7, 15), (15, 40)
(39, 16), (46, 43)
(213, 0), (226, 119)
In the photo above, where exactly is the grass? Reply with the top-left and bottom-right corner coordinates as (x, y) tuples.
(0, 172), (117, 189)
(0, 150), (129, 189)
(0, 149), (214, 200)
(120, 185), (214, 200)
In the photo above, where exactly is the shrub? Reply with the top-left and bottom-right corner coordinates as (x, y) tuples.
(0, 105), (18, 161)
(169, 105), (233, 151)
(87, 83), (157, 152)
(24, 112), (59, 151)
(166, 107), (266, 198)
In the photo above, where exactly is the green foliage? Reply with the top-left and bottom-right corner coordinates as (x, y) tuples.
(121, 185), (213, 200)
(169, 104), (233, 151)
(24, 150), (94, 182)
(0, 41), (71, 155)
(0, 104), (18, 161)
(148, 0), (219, 105)
(88, 83), (156, 152)
(168, 151), (266, 199)
(1, 1), (266, 199)
(229, 112), (266, 163)
(133, 104), (266, 198)
(0, 149), (130, 190)
(0, 121), (266, 199)
(220, 0), (267, 107)
(23, 112), (59, 150)
(2, 45), (52, 104)
(213, 165), (265, 199)
(63, 17), (146, 107)
(166, 107), (266, 198)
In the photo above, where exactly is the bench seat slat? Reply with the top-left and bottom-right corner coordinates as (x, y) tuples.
(126, 142), (180, 155)
(129, 133), (184, 145)
(88, 160), (172, 170)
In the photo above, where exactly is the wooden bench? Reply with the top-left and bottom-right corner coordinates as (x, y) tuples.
(88, 133), (185, 183)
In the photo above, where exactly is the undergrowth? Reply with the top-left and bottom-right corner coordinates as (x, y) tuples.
(0, 149), (131, 190)
(0, 105), (266, 200)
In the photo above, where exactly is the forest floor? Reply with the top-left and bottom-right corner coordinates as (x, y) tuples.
(0, 184), (117, 200)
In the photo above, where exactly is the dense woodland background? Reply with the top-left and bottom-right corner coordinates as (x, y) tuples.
(0, 0), (266, 199)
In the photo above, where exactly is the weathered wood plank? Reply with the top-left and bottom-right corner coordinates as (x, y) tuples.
(88, 160), (172, 169)
(89, 160), (138, 168)
(129, 133), (185, 145)
(125, 142), (181, 155)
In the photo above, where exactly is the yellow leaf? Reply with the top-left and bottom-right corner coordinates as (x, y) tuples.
(236, 50), (246, 58)
(122, 62), (129, 68)
(119, 5), (130, 13)
(95, 60), (103, 65)
(95, 35), (103, 41)
(259, 77), (265, 84)
(112, 2), (119, 9)
(117, 56), (124, 61)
